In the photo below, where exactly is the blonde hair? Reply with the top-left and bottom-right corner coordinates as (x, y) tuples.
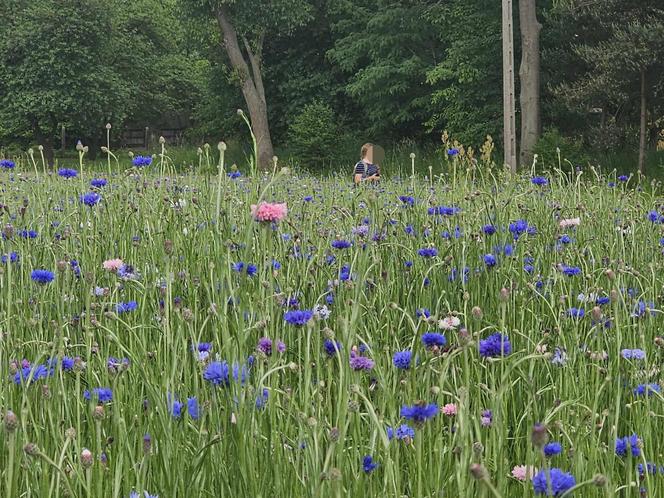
(360, 143), (373, 159)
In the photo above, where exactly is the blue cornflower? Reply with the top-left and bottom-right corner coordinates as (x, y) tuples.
(363, 455), (378, 473)
(331, 239), (352, 249)
(621, 349), (646, 360)
(531, 176), (548, 186)
(532, 468), (576, 496)
(349, 355), (374, 371)
(387, 424), (415, 441)
(31, 269), (55, 284)
(596, 296), (610, 306)
(132, 155), (152, 167)
(482, 224), (496, 235)
(631, 300), (656, 318)
(401, 403), (438, 424)
(272, 259), (281, 270)
(284, 310), (313, 326)
(227, 170), (242, 179)
(323, 339), (342, 357)
(558, 234), (571, 244)
(615, 434), (641, 457)
(483, 254), (497, 267)
(561, 265), (581, 277)
(421, 332), (446, 349)
(13, 363), (50, 385)
(58, 168), (78, 178)
(129, 492), (158, 498)
(509, 219), (529, 237)
(415, 308), (430, 319)
(479, 333), (512, 358)
(80, 192), (102, 206)
(633, 384), (661, 397)
(566, 307), (584, 319)
(1, 159), (15, 169)
(61, 357), (75, 371)
(524, 264), (535, 273)
(428, 206), (460, 216)
(447, 148), (459, 156)
(1, 252), (19, 264)
(399, 195), (415, 206)
(203, 361), (230, 387)
(18, 229), (38, 238)
(83, 387), (113, 404)
(187, 396), (201, 420)
(637, 463), (658, 476)
(168, 393), (183, 418)
(90, 178), (107, 188)
(392, 351), (412, 369)
(246, 264), (258, 277)
(417, 247), (438, 258)
(618, 175), (629, 182)
(116, 301), (138, 314)
(255, 388), (269, 410)
(543, 442), (563, 457)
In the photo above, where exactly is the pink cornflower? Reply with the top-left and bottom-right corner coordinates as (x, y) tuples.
(511, 465), (537, 481)
(441, 403), (458, 416)
(103, 259), (123, 272)
(559, 217), (581, 229)
(250, 202), (288, 222)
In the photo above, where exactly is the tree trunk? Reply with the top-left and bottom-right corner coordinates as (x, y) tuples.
(638, 68), (647, 175)
(216, 7), (274, 170)
(518, 0), (541, 168)
(502, 0), (518, 172)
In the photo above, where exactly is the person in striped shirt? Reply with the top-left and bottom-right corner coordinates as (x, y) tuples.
(353, 143), (380, 184)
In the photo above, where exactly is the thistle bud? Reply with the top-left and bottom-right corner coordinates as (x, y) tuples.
(81, 448), (93, 468)
(93, 405), (105, 420)
(143, 433), (152, 454)
(593, 474), (607, 487)
(610, 289), (619, 303)
(328, 427), (340, 442)
(24, 443), (39, 456)
(471, 306), (483, 319)
(4, 410), (18, 432)
(469, 463), (488, 481)
(531, 423), (549, 449)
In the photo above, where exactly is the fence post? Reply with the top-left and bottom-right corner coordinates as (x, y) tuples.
(144, 127), (149, 149)
(61, 125), (66, 151)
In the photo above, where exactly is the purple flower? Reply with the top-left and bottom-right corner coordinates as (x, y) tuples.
(615, 434), (641, 457)
(257, 337), (272, 356)
(392, 351), (412, 369)
(363, 455), (378, 473)
(349, 356), (374, 371)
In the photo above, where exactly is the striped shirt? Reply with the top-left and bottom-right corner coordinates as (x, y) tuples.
(354, 161), (379, 179)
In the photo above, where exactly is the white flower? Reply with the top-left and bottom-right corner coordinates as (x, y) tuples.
(438, 316), (460, 330)
(313, 304), (331, 320)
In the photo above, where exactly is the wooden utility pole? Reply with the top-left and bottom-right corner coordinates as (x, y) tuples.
(502, 0), (517, 173)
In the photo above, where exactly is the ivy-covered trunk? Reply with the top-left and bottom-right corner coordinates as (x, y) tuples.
(518, 0), (541, 168)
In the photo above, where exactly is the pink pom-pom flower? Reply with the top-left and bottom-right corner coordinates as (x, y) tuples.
(250, 202), (288, 223)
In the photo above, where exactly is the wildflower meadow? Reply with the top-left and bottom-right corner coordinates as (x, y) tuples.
(1, 143), (663, 498)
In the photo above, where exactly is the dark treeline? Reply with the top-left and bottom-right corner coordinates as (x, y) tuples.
(1, 0), (663, 170)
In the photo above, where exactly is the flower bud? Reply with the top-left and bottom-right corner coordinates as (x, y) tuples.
(24, 443), (39, 456)
(4, 410), (18, 432)
(65, 428), (76, 440)
(218, 142), (227, 151)
(531, 423), (549, 449)
(471, 306), (483, 319)
(610, 289), (619, 303)
(591, 306), (602, 321)
(81, 448), (93, 468)
(499, 287), (510, 301)
(593, 474), (607, 487)
(143, 433), (152, 454)
(93, 405), (105, 420)
(469, 463), (488, 481)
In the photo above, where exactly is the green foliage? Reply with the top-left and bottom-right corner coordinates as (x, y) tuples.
(287, 100), (342, 167)
(425, 0), (502, 148)
(534, 128), (589, 169)
(327, 0), (439, 140)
